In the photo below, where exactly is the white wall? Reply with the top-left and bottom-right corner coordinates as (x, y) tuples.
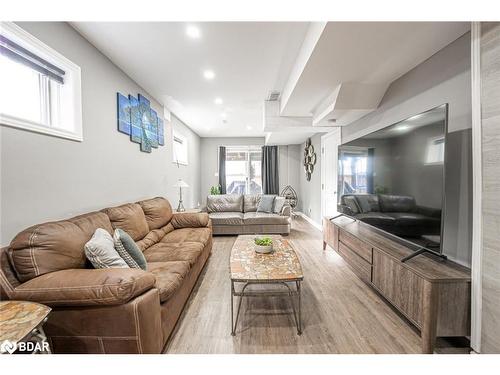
(279, 144), (301, 197)
(341, 32), (472, 266)
(0, 22), (201, 245)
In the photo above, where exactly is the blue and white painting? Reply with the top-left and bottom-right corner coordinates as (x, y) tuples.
(117, 92), (166, 153)
(117, 93), (131, 134)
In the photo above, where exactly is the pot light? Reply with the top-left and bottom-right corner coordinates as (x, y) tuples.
(186, 25), (201, 39)
(203, 70), (215, 80)
(214, 97), (223, 105)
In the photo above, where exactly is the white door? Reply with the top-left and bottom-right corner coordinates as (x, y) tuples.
(321, 129), (341, 218)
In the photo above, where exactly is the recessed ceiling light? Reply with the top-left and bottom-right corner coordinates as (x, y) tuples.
(186, 25), (201, 39)
(246, 126), (252, 130)
(203, 70), (215, 80)
(214, 97), (223, 105)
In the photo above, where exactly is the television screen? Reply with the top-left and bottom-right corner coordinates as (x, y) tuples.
(337, 104), (447, 253)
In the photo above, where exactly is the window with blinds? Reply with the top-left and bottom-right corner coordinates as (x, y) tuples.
(0, 22), (82, 141)
(425, 136), (445, 165)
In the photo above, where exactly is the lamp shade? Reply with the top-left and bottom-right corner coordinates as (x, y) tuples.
(173, 179), (189, 188)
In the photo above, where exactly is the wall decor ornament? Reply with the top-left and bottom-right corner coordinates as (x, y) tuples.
(116, 92), (165, 153)
(303, 138), (316, 181)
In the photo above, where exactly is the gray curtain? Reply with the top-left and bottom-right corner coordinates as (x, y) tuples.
(261, 146), (279, 195)
(218, 146), (226, 194)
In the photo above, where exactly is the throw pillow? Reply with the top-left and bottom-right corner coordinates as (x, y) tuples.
(113, 229), (147, 270)
(84, 228), (129, 269)
(257, 195), (275, 213)
(273, 196), (286, 214)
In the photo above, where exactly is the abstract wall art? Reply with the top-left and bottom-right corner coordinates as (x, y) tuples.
(303, 138), (317, 181)
(116, 92), (166, 153)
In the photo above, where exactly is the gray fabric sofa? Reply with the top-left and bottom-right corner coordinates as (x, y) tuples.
(206, 194), (291, 235)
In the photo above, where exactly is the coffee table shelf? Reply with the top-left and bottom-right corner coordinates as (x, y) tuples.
(229, 235), (304, 335)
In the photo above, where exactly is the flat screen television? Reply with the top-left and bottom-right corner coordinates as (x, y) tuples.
(337, 104), (447, 258)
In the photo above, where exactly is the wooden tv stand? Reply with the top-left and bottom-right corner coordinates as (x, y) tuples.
(323, 215), (471, 354)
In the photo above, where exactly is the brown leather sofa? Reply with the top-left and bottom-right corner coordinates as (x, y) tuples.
(0, 197), (212, 354)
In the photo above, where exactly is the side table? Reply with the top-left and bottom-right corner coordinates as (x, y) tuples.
(0, 301), (52, 354)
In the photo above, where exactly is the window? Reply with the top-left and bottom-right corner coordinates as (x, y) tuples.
(338, 148), (368, 195)
(0, 22), (82, 141)
(172, 129), (188, 165)
(224, 146), (262, 194)
(425, 136), (445, 165)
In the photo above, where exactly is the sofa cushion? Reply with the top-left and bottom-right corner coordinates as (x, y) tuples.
(143, 242), (204, 265)
(85, 228), (129, 269)
(206, 194), (243, 213)
(243, 194), (261, 212)
(171, 212), (209, 229)
(208, 212), (244, 225)
(102, 203), (149, 241)
(243, 212), (291, 225)
(135, 223), (174, 252)
(379, 195), (416, 213)
(8, 211), (112, 282)
(273, 197), (286, 214)
(355, 212), (396, 227)
(114, 229), (147, 270)
(13, 268), (155, 307)
(161, 228), (211, 246)
(147, 261), (190, 302)
(384, 212), (441, 226)
(257, 195), (275, 213)
(137, 197), (173, 230)
(355, 194), (380, 213)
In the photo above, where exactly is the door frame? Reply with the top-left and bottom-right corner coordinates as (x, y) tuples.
(321, 128), (341, 219)
(470, 21), (483, 353)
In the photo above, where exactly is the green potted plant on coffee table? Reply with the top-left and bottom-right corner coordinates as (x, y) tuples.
(254, 236), (273, 254)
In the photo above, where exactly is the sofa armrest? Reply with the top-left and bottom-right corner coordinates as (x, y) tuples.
(12, 268), (156, 307)
(171, 212), (210, 229)
(281, 205), (292, 217)
(415, 205), (442, 218)
(338, 204), (355, 216)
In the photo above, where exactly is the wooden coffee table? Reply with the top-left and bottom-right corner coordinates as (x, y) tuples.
(229, 235), (304, 335)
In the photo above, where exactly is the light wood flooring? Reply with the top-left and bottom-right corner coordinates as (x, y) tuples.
(165, 217), (468, 354)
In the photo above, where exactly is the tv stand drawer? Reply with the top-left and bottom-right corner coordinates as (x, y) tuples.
(338, 242), (372, 283)
(339, 229), (372, 263)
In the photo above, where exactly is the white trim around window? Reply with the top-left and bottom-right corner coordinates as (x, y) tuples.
(0, 22), (82, 142)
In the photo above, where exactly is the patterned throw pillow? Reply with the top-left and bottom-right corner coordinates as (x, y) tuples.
(273, 196), (286, 214)
(84, 228), (129, 269)
(257, 195), (275, 213)
(113, 229), (147, 270)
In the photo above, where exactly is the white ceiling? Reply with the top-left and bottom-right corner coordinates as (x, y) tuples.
(71, 22), (469, 142)
(71, 22), (309, 137)
(280, 22), (470, 117)
(363, 104), (447, 139)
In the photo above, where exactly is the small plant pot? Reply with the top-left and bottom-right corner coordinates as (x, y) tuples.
(255, 244), (273, 254)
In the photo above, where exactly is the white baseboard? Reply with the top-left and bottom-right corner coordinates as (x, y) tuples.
(295, 211), (322, 231)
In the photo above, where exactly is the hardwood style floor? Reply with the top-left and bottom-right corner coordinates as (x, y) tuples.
(165, 217), (467, 354)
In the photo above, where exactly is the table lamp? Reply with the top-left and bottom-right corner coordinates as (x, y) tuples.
(173, 179), (189, 212)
